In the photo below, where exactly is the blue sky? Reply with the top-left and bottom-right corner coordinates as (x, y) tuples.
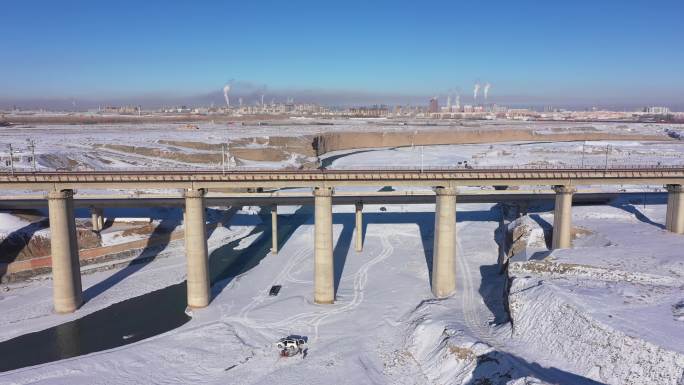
(1, 0), (683, 107)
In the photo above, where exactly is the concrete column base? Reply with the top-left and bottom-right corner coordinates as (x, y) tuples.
(271, 204), (278, 254)
(432, 186), (457, 298)
(355, 202), (363, 252)
(666, 184), (684, 233)
(90, 207), (104, 232)
(314, 187), (334, 304)
(552, 185), (575, 249)
(48, 190), (83, 313)
(184, 189), (210, 308)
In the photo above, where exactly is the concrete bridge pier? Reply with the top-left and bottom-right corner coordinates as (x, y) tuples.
(48, 190), (83, 313)
(355, 202), (363, 252)
(666, 184), (684, 233)
(90, 207), (104, 232)
(314, 186), (334, 304)
(552, 185), (576, 249)
(184, 188), (210, 308)
(432, 186), (457, 298)
(271, 204), (278, 254)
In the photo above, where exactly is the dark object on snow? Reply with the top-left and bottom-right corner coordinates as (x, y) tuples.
(380, 206), (387, 212)
(276, 335), (308, 357)
(269, 285), (282, 296)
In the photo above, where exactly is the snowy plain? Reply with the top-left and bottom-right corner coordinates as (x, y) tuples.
(0, 121), (683, 383)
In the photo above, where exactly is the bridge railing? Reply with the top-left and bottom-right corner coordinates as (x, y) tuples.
(3, 163), (684, 175)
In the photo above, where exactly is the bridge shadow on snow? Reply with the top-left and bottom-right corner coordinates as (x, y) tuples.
(611, 202), (666, 230)
(332, 218), (354, 295)
(83, 207), (238, 302)
(84, 215), (182, 302)
(209, 206), (312, 302)
(465, 349), (606, 385)
(85, 205), (506, 306)
(329, 206), (500, 296)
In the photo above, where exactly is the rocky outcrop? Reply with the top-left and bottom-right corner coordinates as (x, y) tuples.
(506, 216), (548, 260)
(0, 223), (100, 264)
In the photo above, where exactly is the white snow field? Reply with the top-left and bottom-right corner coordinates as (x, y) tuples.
(0, 120), (679, 173)
(507, 204), (684, 385)
(2, 198), (681, 384)
(0, 122), (683, 384)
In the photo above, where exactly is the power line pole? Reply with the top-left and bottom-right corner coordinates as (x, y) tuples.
(27, 139), (37, 172)
(221, 143), (226, 175)
(8, 144), (14, 176)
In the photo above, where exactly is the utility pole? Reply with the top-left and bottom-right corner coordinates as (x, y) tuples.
(581, 141), (586, 168)
(221, 143), (226, 175)
(27, 139), (37, 172)
(604, 145), (610, 170)
(420, 146), (424, 173)
(8, 144), (14, 176)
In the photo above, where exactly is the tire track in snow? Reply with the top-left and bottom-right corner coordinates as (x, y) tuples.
(309, 234), (394, 341)
(456, 218), (585, 383)
(224, 232), (394, 342)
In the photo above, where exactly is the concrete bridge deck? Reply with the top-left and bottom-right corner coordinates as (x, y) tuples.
(1, 166), (684, 190)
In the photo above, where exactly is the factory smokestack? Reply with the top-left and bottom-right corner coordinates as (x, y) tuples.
(223, 84), (231, 106)
(484, 83), (491, 100)
(473, 83), (480, 101)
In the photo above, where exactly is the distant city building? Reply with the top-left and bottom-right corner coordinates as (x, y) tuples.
(428, 98), (439, 113)
(645, 106), (670, 115)
(348, 105), (389, 117)
(101, 105), (141, 114)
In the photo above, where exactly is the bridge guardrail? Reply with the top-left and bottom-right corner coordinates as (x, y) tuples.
(3, 163), (684, 176)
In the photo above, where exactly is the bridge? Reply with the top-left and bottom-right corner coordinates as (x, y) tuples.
(2, 166), (684, 189)
(2, 166), (683, 314)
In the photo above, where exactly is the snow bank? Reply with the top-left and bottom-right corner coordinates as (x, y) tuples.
(508, 274), (684, 385)
(404, 300), (555, 385)
(405, 311), (482, 384)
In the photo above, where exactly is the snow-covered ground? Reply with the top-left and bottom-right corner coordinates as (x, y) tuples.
(1, 122), (683, 384)
(507, 203), (684, 384)
(0, 202), (545, 384)
(0, 120), (679, 172)
(2, 198), (681, 384)
(324, 140), (684, 169)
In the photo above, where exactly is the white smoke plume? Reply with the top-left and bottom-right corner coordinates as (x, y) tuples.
(223, 84), (231, 106)
(473, 83), (480, 101)
(484, 83), (491, 100)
